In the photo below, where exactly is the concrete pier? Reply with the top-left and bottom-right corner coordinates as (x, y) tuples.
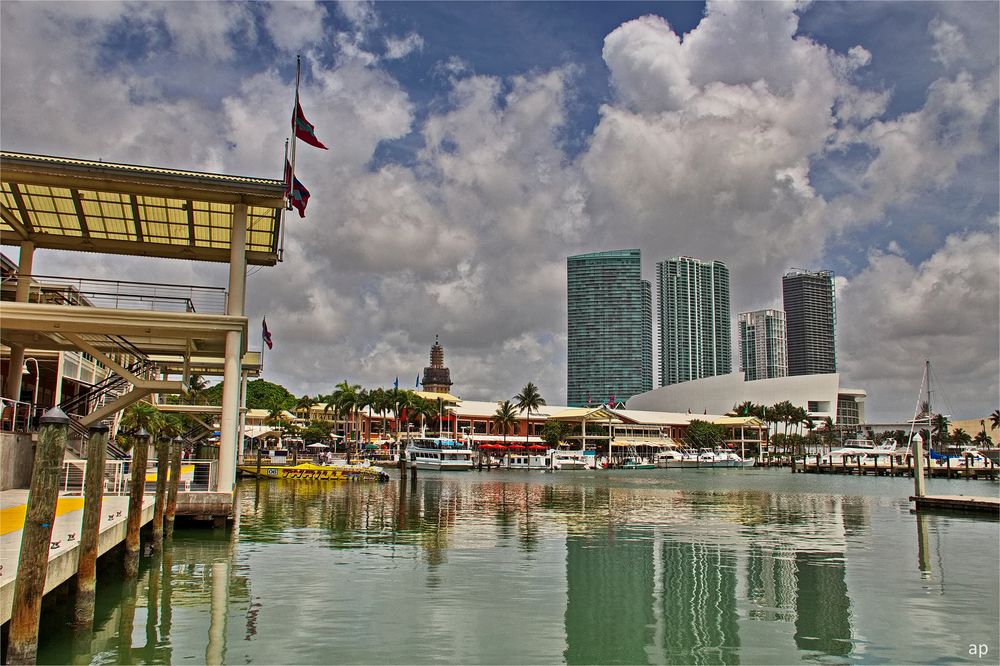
(0, 490), (155, 625)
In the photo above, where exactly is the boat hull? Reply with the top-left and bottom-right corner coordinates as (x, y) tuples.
(411, 460), (474, 471)
(659, 459), (755, 469)
(237, 463), (389, 481)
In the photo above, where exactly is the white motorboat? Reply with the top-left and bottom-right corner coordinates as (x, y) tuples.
(406, 437), (475, 470)
(818, 438), (898, 465)
(656, 448), (755, 469)
(549, 450), (589, 470)
(506, 449), (590, 470)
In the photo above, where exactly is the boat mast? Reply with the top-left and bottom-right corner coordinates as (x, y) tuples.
(926, 359), (932, 453)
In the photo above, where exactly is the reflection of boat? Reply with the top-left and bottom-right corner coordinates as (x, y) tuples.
(656, 448), (755, 469)
(406, 438), (475, 470)
(237, 462), (389, 482)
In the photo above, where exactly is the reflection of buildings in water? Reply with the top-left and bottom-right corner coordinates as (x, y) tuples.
(660, 542), (740, 665)
(564, 533), (655, 664)
(745, 543), (797, 622)
(564, 533), (741, 665)
(793, 552), (852, 657)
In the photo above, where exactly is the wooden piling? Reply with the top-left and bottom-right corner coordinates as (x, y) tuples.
(6, 408), (71, 664)
(73, 423), (110, 631)
(151, 436), (169, 551)
(165, 436), (182, 540)
(124, 428), (150, 578)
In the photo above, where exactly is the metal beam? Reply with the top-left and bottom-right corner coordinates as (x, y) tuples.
(69, 188), (92, 237)
(128, 194), (144, 242)
(0, 203), (30, 240)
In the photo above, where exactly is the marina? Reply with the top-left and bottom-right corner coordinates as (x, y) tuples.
(21, 469), (1000, 665)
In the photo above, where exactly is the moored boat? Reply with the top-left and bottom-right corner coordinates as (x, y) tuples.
(407, 437), (475, 470)
(237, 462), (389, 482)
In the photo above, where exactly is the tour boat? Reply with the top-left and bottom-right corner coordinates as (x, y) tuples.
(406, 437), (475, 470)
(237, 461), (389, 482)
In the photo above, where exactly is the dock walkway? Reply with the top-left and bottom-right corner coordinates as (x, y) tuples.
(0, 489), (154, 625)
(911, 494), (1000, 515)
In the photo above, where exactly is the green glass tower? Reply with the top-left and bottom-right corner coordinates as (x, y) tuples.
(567, 249), (652, 407)
(657, 257), (731, 386)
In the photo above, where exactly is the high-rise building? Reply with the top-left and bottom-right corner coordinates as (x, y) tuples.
(567, 249), (652, 407)
(782, 269), (836, 376)
(657, 257), (731, 386)
(738, 309), (787, 381)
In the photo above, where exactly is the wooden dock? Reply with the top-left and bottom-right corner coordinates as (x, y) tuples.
(911, 495), (1000, 515)
(791, 457), (999, 480)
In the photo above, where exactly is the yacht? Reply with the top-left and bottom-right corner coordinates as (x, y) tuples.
(406, 437), (475, 470)
(656, 448), (755, 469)
(506, 449), (591, 470)
(818, 438), (898, 465)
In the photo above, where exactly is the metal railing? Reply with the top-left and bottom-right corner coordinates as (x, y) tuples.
(60, 459), (218, 495)
(9, 274), (228, 314)
(0, 398), (43, 433)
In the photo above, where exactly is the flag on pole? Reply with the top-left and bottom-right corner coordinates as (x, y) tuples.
(284, 159), (310, 218)
(608, 394), (615, 407)
(415, 375), (421, 388)
(262, 318), (273, 350)
(293, 96), (328, 150)
(394, 377), (399, 390)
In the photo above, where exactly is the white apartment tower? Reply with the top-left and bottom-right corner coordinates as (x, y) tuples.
(738, 309), (787, 381)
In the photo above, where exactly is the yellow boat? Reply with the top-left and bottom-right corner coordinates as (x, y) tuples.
(237, 462), (389, 482)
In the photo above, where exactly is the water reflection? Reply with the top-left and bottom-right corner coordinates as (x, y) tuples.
(35, 472), (999, 665)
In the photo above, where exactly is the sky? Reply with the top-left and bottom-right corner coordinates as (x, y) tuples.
(1, 1), (997, 422)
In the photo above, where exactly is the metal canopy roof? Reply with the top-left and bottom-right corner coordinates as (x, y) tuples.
(0, 151), (286, 266)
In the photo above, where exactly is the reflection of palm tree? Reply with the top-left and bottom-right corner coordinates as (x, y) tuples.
(515, 382), (545, 448)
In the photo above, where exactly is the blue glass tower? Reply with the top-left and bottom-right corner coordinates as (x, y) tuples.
(567, 250), (652, 407)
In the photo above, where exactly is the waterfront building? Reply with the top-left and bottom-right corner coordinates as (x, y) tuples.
(657, 257), (731, 386)
(738, 309), (787, 381)
(421, 335), (453, 394)
(626, 372), (866, 427)
(782, 269), (837, 376)
(566, 249), (652, 407)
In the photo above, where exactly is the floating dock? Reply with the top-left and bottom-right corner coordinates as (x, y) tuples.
(911, 495), (1000, 515)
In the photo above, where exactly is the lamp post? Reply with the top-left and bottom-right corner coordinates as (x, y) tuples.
(21, 357), (40, 423)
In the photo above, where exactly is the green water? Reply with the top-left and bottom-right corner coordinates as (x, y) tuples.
(38, 469), (999, 664)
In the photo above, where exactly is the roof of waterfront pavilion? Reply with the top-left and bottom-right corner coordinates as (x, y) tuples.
(0, 151), (286, 266)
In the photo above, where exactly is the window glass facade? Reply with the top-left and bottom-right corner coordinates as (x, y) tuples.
(567, 249), (652, 407)
(783, 270), (836, 376)
(738, 309), (787, 381)
(658, 257), (731, 386)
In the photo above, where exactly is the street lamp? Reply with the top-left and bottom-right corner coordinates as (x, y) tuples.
(21, 357), (40, 421)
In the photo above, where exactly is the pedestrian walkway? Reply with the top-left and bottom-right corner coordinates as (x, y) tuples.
(0, 489), (154, 624)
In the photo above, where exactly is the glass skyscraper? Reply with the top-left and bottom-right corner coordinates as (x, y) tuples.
(782, 269), (836, 376)
(567, 249), (652, 407)
(657, 257), (731, 386)
(738, 308), (787, 381)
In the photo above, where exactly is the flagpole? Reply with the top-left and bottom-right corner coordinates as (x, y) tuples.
(280, 140), (288, 258)
(288, 54), (301, 211)
(261, 315), (266, 373)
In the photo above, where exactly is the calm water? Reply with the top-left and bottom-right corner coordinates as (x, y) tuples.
(39, 469), (999, 665)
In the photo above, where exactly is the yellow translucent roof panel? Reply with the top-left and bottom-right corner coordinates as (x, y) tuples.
(0, 151), (286, 265)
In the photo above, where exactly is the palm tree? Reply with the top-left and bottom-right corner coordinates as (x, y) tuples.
(492, 400), (518, 447)
(295, 395), (317, 422)
(973, 430), (994, 449)
(990, 409), (1000, 431)
(409, 395), (437, 437)
(952, 428), (972, 448)
(931, 413), (950, 450)
(331, 381), (361, 456)
(515, 382), (545, 448)
(121, 401), (166, 444)
(368, 388), (389, 440)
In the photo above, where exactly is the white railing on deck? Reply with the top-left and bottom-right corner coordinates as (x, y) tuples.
(60, 459), (218, 495)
